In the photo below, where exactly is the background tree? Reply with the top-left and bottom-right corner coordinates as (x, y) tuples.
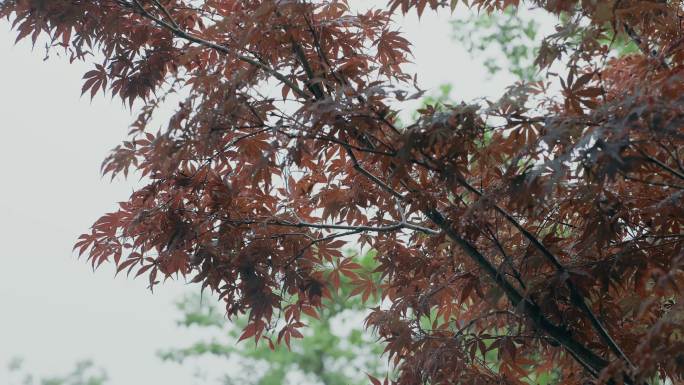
(159, 251), (386, 385)
(450, 6), (642, 82)
(451, 6), (542, 81)
(3, 1), (683, 385)
(7, 358), (108, 385)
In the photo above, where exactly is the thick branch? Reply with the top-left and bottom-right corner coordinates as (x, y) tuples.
(424, 209), (610, 375)
(450, 173), (635, 370)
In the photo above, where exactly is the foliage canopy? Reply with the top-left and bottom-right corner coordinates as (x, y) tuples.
(3, 0), (684, 384)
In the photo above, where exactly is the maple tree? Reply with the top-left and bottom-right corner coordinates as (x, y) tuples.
(3, 0), (683, 384)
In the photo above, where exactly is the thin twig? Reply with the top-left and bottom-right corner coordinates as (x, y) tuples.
(126, 0), (310, 99)
(637, 147), (684, 181)
(150, 0), (181, 29)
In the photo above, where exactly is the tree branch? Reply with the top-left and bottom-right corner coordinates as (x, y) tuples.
(424, 208), (610, 375)
(637, 147), (684, 181)
(344, 146), (405, 200)
(449, 172), (635, 371)
(126, 0), (310, 99)
(223, 218), (438, 236)
(150, 0), (180, 29)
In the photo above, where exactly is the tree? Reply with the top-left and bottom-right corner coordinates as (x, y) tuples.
(451, 6), (542, 81)
(449, 6), (640, 83)
(7, 358), (108, 385)
(159, 251), (386, 385)
(3, 1), (683, 384)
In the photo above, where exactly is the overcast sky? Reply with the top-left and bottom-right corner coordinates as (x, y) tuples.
(0, 3), (528, 384)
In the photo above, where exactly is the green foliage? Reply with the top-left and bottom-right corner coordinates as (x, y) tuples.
(600, 30), (640, 57)
(451, 6), (540, 81)
(451, 5), (640, 84)
(7, 358), (108, 385)
(410, 83), (454, 121)
(159, 250), (386, 385)
(419, 83), (454, 108)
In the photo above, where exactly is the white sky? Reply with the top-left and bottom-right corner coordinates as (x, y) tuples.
(0, 2), (529, 384)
